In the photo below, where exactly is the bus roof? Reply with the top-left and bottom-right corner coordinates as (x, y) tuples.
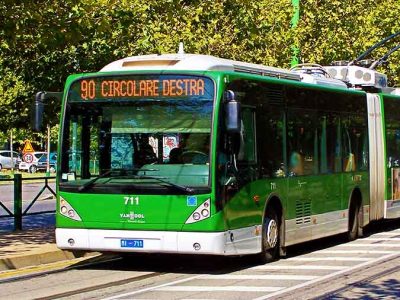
(100, 53), (351, 90)
(100, 53), (301, 81)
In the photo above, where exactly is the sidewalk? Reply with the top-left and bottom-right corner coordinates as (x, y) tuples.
(0, 213), (99, 272)
(0, 226), (91, 271)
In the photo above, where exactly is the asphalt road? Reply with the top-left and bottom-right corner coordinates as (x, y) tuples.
(1, 221), (400, 299)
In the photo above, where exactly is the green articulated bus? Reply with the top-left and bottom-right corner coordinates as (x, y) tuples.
(37, 52), (400, 262)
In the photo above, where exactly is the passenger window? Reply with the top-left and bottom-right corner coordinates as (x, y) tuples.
(238, 107), (256, 163)
(287, 109), (317, 176)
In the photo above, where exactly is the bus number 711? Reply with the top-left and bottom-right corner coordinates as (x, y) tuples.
(124, 196), (139, 205)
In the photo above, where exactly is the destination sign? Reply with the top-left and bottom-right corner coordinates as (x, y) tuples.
(68, 75), (213, 101)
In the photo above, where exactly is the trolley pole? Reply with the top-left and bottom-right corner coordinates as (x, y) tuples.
(291, 0), (300, 67)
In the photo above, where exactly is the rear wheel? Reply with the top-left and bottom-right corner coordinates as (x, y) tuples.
(0, 164), (2, 171)
(259, 208), (279, 264)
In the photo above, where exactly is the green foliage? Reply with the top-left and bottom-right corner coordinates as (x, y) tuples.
(296, 0), (400, 83)
(0, 59), (31, 141)
(0, 0), (400, 148)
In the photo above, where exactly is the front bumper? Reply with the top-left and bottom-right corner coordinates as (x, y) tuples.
(56, 228), (228, 255)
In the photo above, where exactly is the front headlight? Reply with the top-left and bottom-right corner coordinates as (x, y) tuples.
(59, 196), (82, 221)
(185, 199), (211, 224)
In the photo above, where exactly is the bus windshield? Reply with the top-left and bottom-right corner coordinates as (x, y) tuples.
(59, 74), (214, 194)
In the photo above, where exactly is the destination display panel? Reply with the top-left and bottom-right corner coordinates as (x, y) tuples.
(68, 75), (214, 101)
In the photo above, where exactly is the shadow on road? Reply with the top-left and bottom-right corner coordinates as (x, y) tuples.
(0, 213), (55, 233)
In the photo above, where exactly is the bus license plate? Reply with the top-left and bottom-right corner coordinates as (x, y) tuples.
(121, 239), (144, 248)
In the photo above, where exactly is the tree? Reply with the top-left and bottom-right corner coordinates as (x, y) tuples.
(0, 0), (399, 147)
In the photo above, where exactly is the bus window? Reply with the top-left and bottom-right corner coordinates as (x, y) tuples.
(238, 107), (256, 163)
(287, 109), (317, 176)
(225, 79), (285, 178)
(342, 115), (368, 172)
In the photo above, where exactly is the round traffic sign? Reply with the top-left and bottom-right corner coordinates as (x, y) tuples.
(23, 153), (34, 163)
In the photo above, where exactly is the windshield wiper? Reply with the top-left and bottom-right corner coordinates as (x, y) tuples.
(76, 168), (159, 192)
(77, 169), (113, 192)
(76, 169), (194, 194)
(125, 175), (195, 194)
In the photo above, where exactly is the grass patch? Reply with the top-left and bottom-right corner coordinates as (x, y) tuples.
(0, 170), (56, 183)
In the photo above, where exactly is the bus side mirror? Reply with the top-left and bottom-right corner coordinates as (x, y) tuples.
(31, 92), (45, 132)
(224, 90), (241, 133)
(31, 91), (62, 132)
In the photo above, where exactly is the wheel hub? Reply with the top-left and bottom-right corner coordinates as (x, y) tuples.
(266, 219), (278, 248)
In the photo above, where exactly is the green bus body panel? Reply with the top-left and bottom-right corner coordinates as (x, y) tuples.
(57, 192), (225, 232)
(223, 172), (369, 230)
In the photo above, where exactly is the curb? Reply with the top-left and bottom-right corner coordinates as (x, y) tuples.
(0, 249), (98, 271)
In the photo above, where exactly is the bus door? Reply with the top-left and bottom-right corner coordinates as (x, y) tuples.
(224, 106), (258, 231)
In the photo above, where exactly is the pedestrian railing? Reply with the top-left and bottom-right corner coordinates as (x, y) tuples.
(0, 174), (56, 230)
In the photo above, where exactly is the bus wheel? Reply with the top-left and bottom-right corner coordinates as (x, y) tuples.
(29, 165), (37, 174)
(259, 208), (279, 264)
(348, 202), (360, 241)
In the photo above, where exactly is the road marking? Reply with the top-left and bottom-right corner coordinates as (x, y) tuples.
(288, 256), (370, 262)
(102, 275), (204, 300)
(103, 229), (400, 300)
(203, 274), (319, 280)
(252, 265), (345, 271)
(374, 232), (400, 236)
(364, 237), (400, 241)
(342, 243), (400, 247)
(317, 250), (396, 254)
(251, 252), (400, 300)
(158, 286), (284, 292)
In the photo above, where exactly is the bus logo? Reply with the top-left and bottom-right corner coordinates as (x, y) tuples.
(120, 212), (145, 221)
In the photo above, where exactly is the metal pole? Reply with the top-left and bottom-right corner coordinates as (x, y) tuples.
(10, 131), (14, 172)
(291, 0), (300, 67)
(46, 124), (50, 176)
(13, 173), (22, 231)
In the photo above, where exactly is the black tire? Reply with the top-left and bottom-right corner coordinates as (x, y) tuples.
(29, 165), (37, 174)
(259, 208), (280, 264)
(0, 164), (2, 171)
(348, 202), (360, 241)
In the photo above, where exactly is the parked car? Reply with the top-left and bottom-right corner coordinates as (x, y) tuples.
(18, 151), (46, 173)
(0, 150), (20, 171)
(37, 152), (57, 173)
